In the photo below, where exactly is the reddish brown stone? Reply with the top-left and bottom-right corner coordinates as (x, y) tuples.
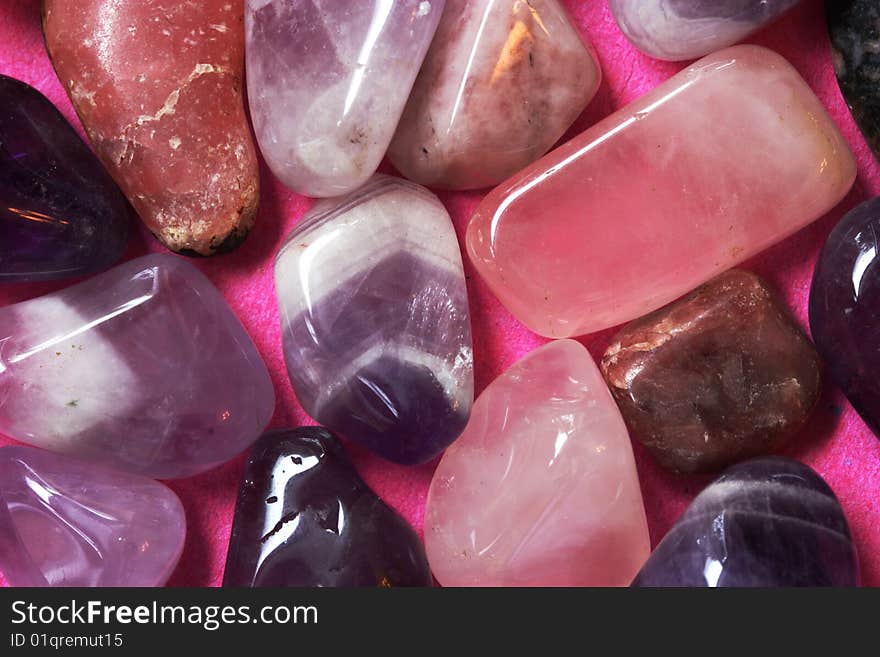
(600, 270), (821, 473)
(43, 0), (259, 255)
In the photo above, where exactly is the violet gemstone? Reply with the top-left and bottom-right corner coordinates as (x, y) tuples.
(275, 176), (473, 465)
(0, 446), (186, 587)
(0, 254), (275, 478)
(632, 457), (859, 587)
(609, 0), (799, 61)
(223, 427), (432, 587)
(810, 197), (880, 436)
(0, 75), (129, 282)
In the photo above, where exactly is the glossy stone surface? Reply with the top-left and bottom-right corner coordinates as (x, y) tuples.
(467, 45), (856, 338)
(223, 427), (431, 587)
(246, 0), (444, 197)
(810, 197), (880, 437)
(0, 446), (185, 587)
(829, 0), (880, 159)
(0, 75), (129, 282)
(275, 176), (473, 465)
(602, 270), (822, 473)
(425, 340), (650, 586)
(0, 254), (274, 478)
(609, 0), (799, 61)
(632, 457), (859, 586)
(389, 0), (601, 190)
(43, 0), (260, 255)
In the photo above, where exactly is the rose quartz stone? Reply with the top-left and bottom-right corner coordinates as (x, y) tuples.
(467, 45), (856, 338)
(43, 0), (260, 255)
(388, 0), (601, 190)
(425, 340), (650, 587)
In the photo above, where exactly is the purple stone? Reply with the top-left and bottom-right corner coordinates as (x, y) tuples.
(609, 0), (800, 60)
(632, 457), (859, 587)
(810, 197), (880, 436)
(223, 427), (432, 587)
(0, 254), (275, 478)
(0, 75), (130, 282)
(274, 176), (473, 465)
(0, 445), (185, 586)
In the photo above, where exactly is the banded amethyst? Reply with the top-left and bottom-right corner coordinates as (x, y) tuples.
(275, 175), (473, 464)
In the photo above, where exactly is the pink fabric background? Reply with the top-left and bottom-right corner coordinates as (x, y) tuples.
(0, 0), (878, 587)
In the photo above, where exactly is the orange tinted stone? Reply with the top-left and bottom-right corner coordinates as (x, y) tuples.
(43, 0), (259, 255)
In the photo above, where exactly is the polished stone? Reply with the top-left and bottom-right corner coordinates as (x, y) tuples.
(828, 0), (880, 160)
(632, 457), (859, 586)
(810, 197), (880, 437)
(0, 75), (129, 282)
(43, 0), (260, 255)
(275, 176), (473, 464)
(246, 0), (443, 197)
(223, 427), (431, 587)
(610, 0), (799, 61)
(602, 270), (821, 473)
(425, 340), (650, 586)
(0, 254), (274, 478)
(0, 446), (185, 587)
(467, 45), (856, 338)
(389, 0), (601, 190)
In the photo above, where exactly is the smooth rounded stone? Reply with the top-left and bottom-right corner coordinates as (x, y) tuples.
(828, 0), (880, 160)
(467, 45), (856, 338)
(275, 175), (473, 465)
(609, 0), (799, 61)
(0, 446), (186, 587)
(632, 457), (859, 586)
(246, 0), (444, 198)
(388, 0), (601, 190)
(223, 427), (431, 587)
(601, 270), (822, 473)
(0, 75), (130, 282)
(43, 0), (260, 255)
(0, 254), (274, 479)
(425, 340), (650, 587)
(810, 197), (880, 437)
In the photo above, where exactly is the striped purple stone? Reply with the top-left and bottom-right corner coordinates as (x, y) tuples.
(275, 176), (473, 464)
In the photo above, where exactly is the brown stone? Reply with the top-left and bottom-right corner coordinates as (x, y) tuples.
(43, 0), (259, 255)
(600, 270), (821, 473)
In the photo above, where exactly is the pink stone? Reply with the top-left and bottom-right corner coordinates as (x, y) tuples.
(388, 0), (601, 190)
(424, 340), (650, 587)
(0, 446), (186, 587)
(467, 45), (856, 338)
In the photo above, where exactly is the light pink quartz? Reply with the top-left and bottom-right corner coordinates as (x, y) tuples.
(466, 45), (856, 338)
(425, 340), (650, 587)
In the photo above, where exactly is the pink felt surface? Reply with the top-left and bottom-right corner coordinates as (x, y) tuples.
(0, 0), (878, 588)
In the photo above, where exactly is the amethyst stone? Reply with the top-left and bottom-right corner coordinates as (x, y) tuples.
(0, 445), (186, 587)
(609, 0), (800, 61)
(274, 175), (473, 464)
(632, 457), (859, 587)
(0, 75), (129, 282)
(223, 427), (432, 587)
(810, 197), (880, 436)
(0, 254), (274, 478)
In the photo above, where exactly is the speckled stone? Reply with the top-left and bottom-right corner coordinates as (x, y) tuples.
(828, 0), (880, 159)
(601, 270), (822, 473)
(632, 457), (859, 587)
(223, 427), (432, 587)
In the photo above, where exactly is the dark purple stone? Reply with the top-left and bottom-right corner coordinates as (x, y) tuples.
(0, 75), (130, 282)
(223, 427), (432, 587)
(810, 197), (880, 435)
(667, 0), (798, 21)
(632, 457), (859, 587)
